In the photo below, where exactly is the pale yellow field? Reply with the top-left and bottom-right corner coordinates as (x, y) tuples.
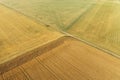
(0, 37), (120, 80)
(0, 4), (63, 70)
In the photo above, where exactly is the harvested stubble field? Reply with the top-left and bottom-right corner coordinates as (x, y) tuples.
(0, 37), (120, 80)
(0, 4), (63, 73)
(0, 0), (120, 80)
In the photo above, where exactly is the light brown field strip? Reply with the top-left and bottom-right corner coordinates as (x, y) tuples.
(0, 36), (120, 80)
(0, 4), (63, 73)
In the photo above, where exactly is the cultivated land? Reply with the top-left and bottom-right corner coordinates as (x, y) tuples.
(67, 2), (120, 56)
(0, 0), (120, 80)
(0, 37), (120, 80)
(0, 0), (98, 30)
(0, 4), (63, 73)
(1, 0), (120, 57)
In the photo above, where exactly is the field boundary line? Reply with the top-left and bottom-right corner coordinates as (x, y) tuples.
(62, 31), (120, 59)
(64, 3), (95, 30)
(0, 35), (66, 74)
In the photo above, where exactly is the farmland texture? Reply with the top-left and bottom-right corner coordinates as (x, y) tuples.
(0, 0), (120, 57)
(0, 0), (97, 30)
(67, 2), (120, 56)
(0, 37), (120, 80)
(0, 0), (120, 79)
(0, 4), (63, 69)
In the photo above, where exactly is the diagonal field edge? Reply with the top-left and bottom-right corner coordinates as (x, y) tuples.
(0, 1), (120, 75)
(0, 36), (67, 74)
(62, 31), (120, 59)
(1, 1), (120, 59)
(64, 3), (96, 30)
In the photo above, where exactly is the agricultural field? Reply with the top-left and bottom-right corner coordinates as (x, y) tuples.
(0, 0), (120, 80)
(0, 37), (120, 80)
(0, 4), (63, 73)
(0, 0), (98, 30)
(66, 2), (120, 56)
(1, 0), (120, 57)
